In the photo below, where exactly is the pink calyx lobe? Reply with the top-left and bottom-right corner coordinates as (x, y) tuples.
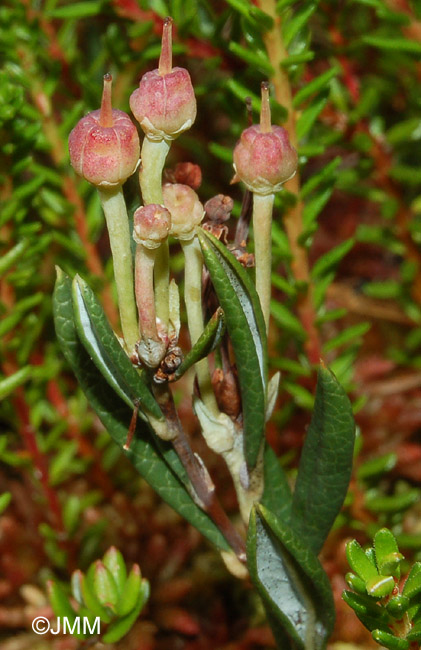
(233, 82), (298, 195)
(129, 18), (196, 141)
(69, 74), (140, 187)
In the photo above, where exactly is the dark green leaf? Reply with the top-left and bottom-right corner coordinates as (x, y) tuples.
(197, 229), (268, 469)
(296, 94), (327, 140)
(173, 308), (225, 380)
(261, 445), (292, 523)
(291, 367), (355, 554)
(72, 275), (162, 420)
(293, 67), (340, 107)
(47, 1), (104, 18)
(53, 269), (230, 551)
(247, 505), (335, 650)
(311, 238), (355, 279)
(362, 34), (421, 54)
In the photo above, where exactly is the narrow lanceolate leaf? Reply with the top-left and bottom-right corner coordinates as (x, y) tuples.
(53, 269), (230, 552)
(197, 229), (268, 469)
(172, 308), (225, 381)
(247, 505), (335, 650)
(291, 366), (355, 555)
(261, 445), (292, 523)
(72, 275), (162, 420)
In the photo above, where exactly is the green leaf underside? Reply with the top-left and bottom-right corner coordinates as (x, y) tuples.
(53, 269), (230, 551)
(197, 229), (267, 469)
(247, 505), (335, 650)
(173, 307), (226, 380)
(72, 275), (162, 420)
(292, 366), (355, 555)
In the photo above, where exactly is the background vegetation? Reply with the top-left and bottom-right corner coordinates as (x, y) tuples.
(1, 0), (421, 647)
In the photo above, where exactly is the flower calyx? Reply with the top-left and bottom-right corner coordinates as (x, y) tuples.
(233, 82), (298, 196)
(129, 18), (196, 142)
(162, 182), (204, 241)
(133, 204), (171, 250)
(69, 74), (140, 187)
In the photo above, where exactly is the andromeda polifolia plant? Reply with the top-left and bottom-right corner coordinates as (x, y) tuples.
(54, 17), (356, 648)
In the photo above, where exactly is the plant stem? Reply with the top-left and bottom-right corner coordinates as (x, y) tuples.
(153, 383), (246, 562)
(98, 186), (139, 354)
(256, 0), (321, 363)
(139, 137), (171, 328)
(181, 237), (219, 416)
(252, 193), (275, 332)
(135, 245), (159, 341)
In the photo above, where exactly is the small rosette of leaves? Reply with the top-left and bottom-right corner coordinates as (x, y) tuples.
(343, 528), (421, 650)
(47, 546), (150, 643)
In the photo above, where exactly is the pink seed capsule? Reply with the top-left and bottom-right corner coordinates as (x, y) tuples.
(233, 82), (298, 196)
(133, 204), (171, 249)
(129, 18), (196, 141)
(162, 183), (204, 240)
(69, 74), (140, 187)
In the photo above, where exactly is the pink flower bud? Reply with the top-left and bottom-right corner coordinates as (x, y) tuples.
(233, 82), (298, 195)
(133, 204), (171, 249)
(162, 183), (204, 240)
(129, 18), (196, 141)
(69, 74), (140, 187)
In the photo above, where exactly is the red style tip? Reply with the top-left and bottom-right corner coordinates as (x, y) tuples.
(159, 17), (173, 76)
(260, 81), (271, 133)
(99, 73), (113, 127)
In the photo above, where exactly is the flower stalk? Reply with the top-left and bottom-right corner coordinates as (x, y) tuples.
(98, 187), (138, 354)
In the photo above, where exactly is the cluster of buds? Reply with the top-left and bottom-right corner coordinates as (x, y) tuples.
(68, 19), (298, 385)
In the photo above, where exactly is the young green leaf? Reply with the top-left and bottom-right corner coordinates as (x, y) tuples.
(102, 586), (149, 644)
(366, 575), (395, 598)
(103, 547), (127, 597)
(81, 566), (113, 623)
(116, 564), (143, 618)
(346, 540), (379, 583)
(93, 561), (119, 610)
(374, 528), (403, 577)
(386, 595), (410, 619)
(345, 572), (367, 595)
(72, 275), (162, 420)
(53, 269), (230, 552)
(197, 229), (268, 469)
(372, 629), (410, 650)
(172, 308), (225, 381)
(293, 67), (340, 107)
(402, 562), (421, 600)
(291, 366), (355, 554)
(247, 505), (335, 650)
(47, 581), (80, 632)
(342, 590), (389, 628)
